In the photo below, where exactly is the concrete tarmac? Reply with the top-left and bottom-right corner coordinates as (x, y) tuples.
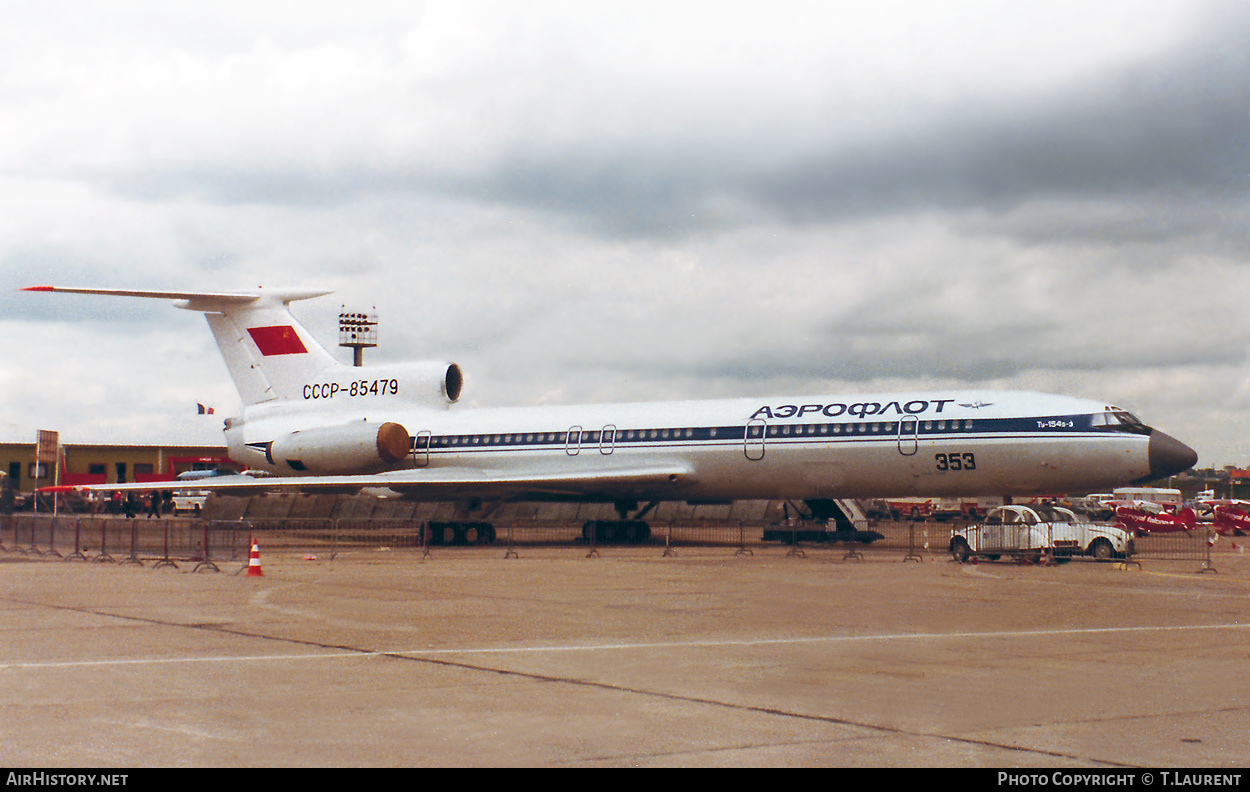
(2, 543), (1248, 767)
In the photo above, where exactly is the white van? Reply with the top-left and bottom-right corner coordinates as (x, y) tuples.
(1111, 487), (1182, 508)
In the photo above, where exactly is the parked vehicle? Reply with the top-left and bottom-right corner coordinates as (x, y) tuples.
(864, 499), (894, 520)
(950, 504), (1134, 563)
(1070, 493), (1116, 520)
(172, 490), (208, 515)
(1112, 487), (1183, 509)
(960, 497), (1001, 520)
(887, 497), (933, 521)
(930, 497), (963, 522)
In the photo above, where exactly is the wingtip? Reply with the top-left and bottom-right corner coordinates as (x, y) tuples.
(21, 285), (55, 292)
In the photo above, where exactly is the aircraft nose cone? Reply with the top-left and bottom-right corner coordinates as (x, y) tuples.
(1148, 430), (1198, 479)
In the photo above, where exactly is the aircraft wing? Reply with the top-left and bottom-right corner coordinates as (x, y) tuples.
(52, 462), (694, 501)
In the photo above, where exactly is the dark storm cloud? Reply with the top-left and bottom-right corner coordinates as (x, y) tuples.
(68, 4), (1249, 246)
(587, 254), (1250, 388)
(744, 7), (1250, 226)
(635, 312), (1249, 386)
(422, 3), (1250, 240)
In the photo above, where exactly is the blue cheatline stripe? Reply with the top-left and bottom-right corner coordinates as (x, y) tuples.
(411, 414), (1134, 452)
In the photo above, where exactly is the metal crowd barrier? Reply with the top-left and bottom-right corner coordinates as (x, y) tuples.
(0, 513), (1232, 571)
(1, 514), (250, 571)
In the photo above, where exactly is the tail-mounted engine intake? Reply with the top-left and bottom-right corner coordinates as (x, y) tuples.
(269, 420), (412, 474)
(388, 361), (461, 405)
(302, 361), (462, 406)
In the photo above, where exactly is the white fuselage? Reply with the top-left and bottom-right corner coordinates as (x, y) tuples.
(228, 389), (1154, 501)
(26, 285), (1191, 504)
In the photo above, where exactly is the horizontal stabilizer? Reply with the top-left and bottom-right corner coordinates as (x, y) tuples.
(24, 284), (339, 405)
(22, 285), (331, 313)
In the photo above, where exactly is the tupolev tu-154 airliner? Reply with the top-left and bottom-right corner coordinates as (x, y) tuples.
(24, 285), (1197, 542)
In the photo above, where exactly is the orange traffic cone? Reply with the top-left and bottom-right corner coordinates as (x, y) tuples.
(246, 540), (264, 577)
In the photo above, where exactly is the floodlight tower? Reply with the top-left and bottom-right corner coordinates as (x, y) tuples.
(338, 306), (378, 367)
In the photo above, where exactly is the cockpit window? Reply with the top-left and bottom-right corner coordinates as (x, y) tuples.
(1090, 410), (1151, 435)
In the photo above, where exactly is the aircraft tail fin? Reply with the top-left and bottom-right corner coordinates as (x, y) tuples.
(23, 285), (342, 406)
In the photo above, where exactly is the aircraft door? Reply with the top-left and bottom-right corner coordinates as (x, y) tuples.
(744, 419), (766, 461)
(413, 430), (431, 467)
(600, 424), (616, 455)
(566, 426), (582, 456)
(897, 415), (919, 456)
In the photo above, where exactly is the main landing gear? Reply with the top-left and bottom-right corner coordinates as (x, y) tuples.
(426, 521), (497, 546)
(581, 520), (652, 544)
(581, 500), (658, 545)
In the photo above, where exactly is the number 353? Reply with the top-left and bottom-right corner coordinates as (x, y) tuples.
(935, 452), (977, 471)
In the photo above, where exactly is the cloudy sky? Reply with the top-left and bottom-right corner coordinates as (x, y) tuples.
(2, 1), (1248, 469)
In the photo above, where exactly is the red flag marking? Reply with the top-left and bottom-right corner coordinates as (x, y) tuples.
(247, 326), (308, 356)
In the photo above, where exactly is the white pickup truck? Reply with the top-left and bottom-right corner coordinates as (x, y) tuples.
(949, 504), (1134, 563)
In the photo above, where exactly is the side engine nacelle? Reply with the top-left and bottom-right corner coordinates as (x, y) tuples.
(268, 420), (412, 474)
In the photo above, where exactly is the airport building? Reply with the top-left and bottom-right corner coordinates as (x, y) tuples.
(0, 439), (236, 495)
